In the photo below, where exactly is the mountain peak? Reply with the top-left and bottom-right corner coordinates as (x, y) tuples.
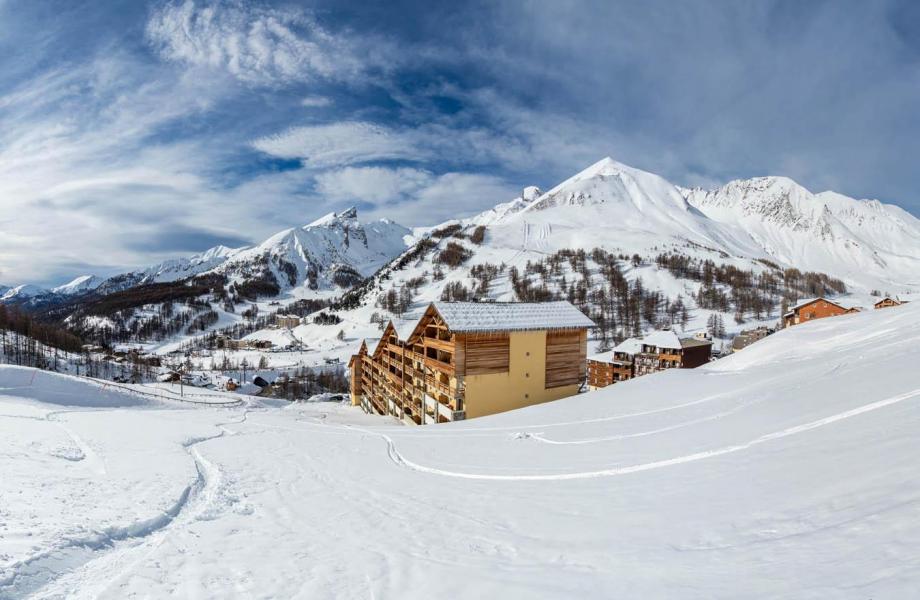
(307, 207), (358, 228)
(52, 274), (101, 295)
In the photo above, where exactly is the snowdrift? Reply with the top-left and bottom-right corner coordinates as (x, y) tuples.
(0, 366), (155, 408)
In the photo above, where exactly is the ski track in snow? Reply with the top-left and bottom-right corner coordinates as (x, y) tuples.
(0, 411), (250, 600)
(348, 388), (920, 482)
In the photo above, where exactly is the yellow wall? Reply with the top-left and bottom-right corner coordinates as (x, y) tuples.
(461, 330), (580, 419)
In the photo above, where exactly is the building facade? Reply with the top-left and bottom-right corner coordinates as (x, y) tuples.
(276, 314), (302, 329)
(731, 327), (771, 352)
(783, 298), (848, 328)
(874, 297), (905, 309)
(634, 330), (712, 377)
(349, 301), (594, 425)
(586, 337), (642, 390)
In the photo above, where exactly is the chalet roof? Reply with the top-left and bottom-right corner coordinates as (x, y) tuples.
(785, 297), (849, 315)
(430, 301), (594, 334)
(680, 337), (713, 349)
(874, 297), (902, 306)
(587, 350), (631, 365)
(587, 350), (615, 363)
(612, 337), (643, 355)
(641, 330), (682, 350)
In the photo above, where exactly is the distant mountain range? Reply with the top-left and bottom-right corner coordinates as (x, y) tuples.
(4, 157), (919, 347)
(1, 208), (413, 309)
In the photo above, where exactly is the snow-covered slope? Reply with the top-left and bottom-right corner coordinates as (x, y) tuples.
(51, 275), (101, 296)
(212, 207), (411, 292)
(2, 300), (919, 597)
(682, 176), (920, 291)
(0, 283), (49, 301)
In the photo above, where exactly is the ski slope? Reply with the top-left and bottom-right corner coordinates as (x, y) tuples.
(2, 302), (920, 598)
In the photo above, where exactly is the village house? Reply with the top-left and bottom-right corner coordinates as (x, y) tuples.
(783, 297), (850, 328)
(586, 337), (642, 390)
(874, 297), (906, 309)
(275, 314), (302, 329)
(634, 330), (712, 377)
(349, 301), (594, 425)
(731, 326), (772, 352)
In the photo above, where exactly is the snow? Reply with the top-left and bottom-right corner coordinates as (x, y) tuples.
(432, 300), (595, 333)
(0, 284), (48, 301)
(613, 336), (643, 355)
(2, 301), (920, 597)
(639, 329), (682, 350)
(50, 275), (100, 296)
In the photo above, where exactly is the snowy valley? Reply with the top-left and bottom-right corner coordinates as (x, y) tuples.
(2, 293), (920, 597)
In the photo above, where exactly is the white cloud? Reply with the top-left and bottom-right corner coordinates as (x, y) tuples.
(145, 0), (367, 86)
(314, 166), (433, 204)
(252, 121), (423, 167)
(361, 171), (520, 226)
(251, 118), (541, 172)
(301, 95), (332, 107)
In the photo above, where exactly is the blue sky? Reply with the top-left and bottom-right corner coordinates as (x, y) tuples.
(2, 0), (919, 286)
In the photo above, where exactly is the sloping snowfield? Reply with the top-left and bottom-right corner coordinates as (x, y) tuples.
(3, 303), (920, 598)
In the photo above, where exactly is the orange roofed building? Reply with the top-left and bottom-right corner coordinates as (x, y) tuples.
(783, 297), (850, 328)
(874, 297), (907, 309)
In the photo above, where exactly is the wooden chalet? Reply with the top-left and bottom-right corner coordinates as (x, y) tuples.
(586, 337), (642, 390)
(634, 330), (712, 376)
(783, 297), (849, 328)
(349, 301), (595, 424)
(874, 297), (906, 310)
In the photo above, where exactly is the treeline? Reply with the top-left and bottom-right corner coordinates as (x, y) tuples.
(271, 366), (349, 400)
(0, 304), (83, 354)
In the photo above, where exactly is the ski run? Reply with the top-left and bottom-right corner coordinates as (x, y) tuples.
(2, 299), (920, 598)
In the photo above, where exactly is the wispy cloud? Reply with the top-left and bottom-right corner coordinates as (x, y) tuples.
(2, 0), (920, 287)
(252, 121), (422, 167)
(301, 95), (332, 107)
(145, 0), (385, 86)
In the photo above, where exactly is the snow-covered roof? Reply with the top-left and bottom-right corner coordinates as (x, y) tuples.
(431, 301), (594, 333)
(784, 297), (852, 317)
(613, 337), (644, 355)
(587, 350), (631, 365)
(587, 350), (615, 363)
(641, 330), (682, 350)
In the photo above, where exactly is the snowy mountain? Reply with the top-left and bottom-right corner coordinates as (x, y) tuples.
(51, 275), (102, 296)
(293, 157), (918, 365)
(210, 207), (412, 292)
(1, 283), (50, 302)
(482, 157), (920, 292)
(682, 176), (920, 291)
(92, 244), (250, 295)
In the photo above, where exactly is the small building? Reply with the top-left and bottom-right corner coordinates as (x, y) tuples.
(276, 314), (302, 329)
(731, 327), (771, 352)
(586, 337), (642, 390)
(783, 297), (849, 328)
(250, 340), (273, 350)
(349, 301), (595, 424)
(226, 339), (247, 350)
(874, 297), (906, 310)
(635, 330), (712, 376)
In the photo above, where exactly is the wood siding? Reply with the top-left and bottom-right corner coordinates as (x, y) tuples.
(464, 335), (510, 375)
(545, 330), (586, 389)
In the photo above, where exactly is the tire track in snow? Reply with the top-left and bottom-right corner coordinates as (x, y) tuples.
(358, 389), (920, 482)
(0, 411), (250, 599)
